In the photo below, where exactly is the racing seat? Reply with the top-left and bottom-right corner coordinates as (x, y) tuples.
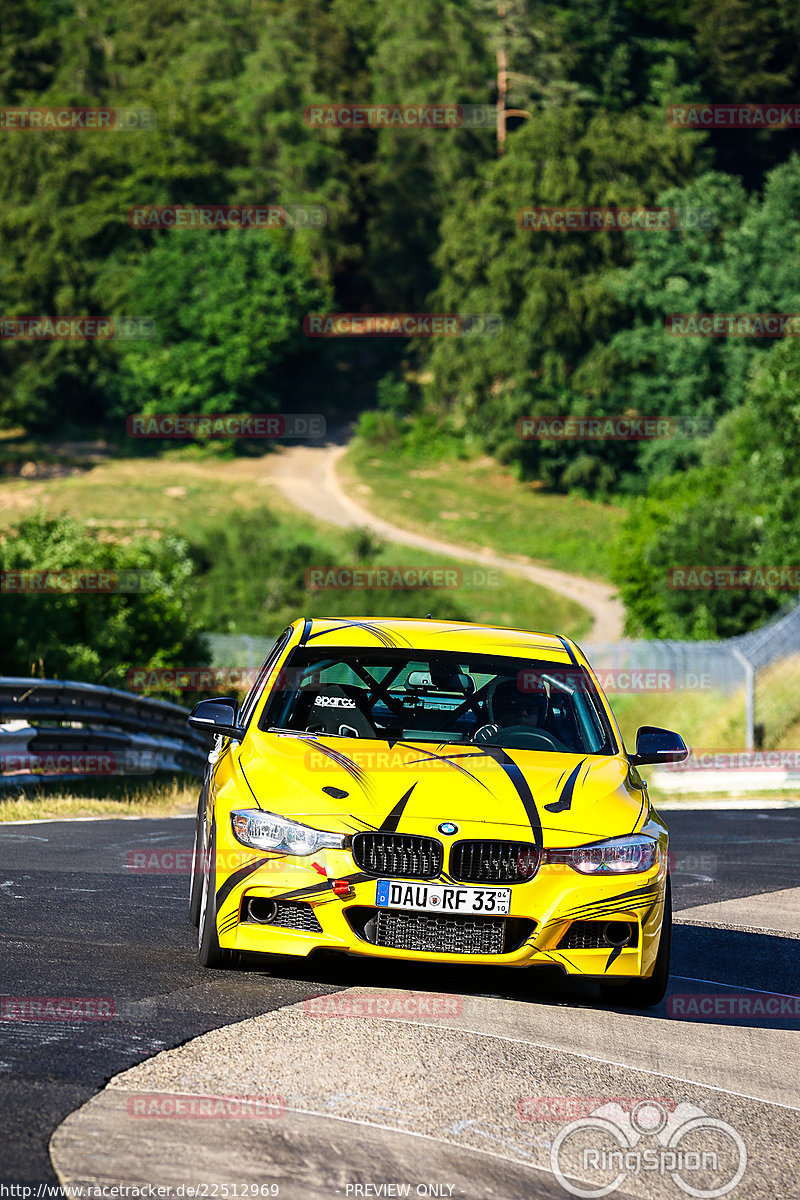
(304, 683), (376, 738)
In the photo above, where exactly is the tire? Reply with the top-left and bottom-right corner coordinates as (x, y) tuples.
(198, 821), (235, 969)
(601, 875), (672, 1008)
(188, 789), (205, 928)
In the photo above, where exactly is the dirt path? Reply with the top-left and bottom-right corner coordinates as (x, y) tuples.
(268, 437), (624, 641)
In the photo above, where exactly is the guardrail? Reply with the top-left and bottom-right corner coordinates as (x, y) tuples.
(0, 677), (207, 786)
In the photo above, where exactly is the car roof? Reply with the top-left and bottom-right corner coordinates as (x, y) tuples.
(294, 617), (582, 665)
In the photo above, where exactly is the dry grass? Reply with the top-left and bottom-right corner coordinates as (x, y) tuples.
(0, 776), (197, 822)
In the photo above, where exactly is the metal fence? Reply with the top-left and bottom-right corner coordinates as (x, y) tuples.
(582, 601), (800, 750)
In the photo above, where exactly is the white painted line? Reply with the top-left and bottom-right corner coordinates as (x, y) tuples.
(671, 975), (800, 1000)
(657, 797), (800, 809)
(674, 917), (800, 940)
(277, 989), (800, 1114)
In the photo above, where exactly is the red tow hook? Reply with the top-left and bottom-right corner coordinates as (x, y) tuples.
(331, 879), (353, 898)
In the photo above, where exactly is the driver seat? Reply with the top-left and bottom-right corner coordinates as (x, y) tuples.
(305, 683), (375, 737)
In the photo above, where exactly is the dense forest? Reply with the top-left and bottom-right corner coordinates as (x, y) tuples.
(2, 0), (800, 639)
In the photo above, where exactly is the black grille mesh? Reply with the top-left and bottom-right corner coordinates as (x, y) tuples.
(246, 900), (322, 933)
(557, 920), (638, 950)
(367, 910), (505, 954)
(449, 839), (540, 883)
(352, 833), (443, 879)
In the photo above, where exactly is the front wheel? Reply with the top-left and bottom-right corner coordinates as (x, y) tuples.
(198, 821), (236, 969)
(188, 789), (205, 928)
(601, 875), (672, 1008)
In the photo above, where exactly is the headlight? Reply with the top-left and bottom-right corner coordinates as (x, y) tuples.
(545, 835), (658, 875)
(230, 809), (347, 856)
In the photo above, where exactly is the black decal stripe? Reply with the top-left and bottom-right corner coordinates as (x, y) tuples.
(299, 617), (313, 645)
(293, 735), (373, 793)
(632, 789), (647, 834)
(558, 636), (578, 665)
(605, 944), (624, 971)
(275, 870), (373, 903)
(380, 783), (417, 832)
(305, 620), (410, 648)
(564, 885), (660, 920)
(544, 758), (585, 814)
(478, 746), (542, 851)
(400, 745), (493, 792)
(216, 857), (269, 908)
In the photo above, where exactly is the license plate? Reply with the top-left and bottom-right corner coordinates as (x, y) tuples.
(375, 879), (511, 916)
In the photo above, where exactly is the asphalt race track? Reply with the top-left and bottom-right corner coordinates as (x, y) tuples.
(1, 808), (799, 1198)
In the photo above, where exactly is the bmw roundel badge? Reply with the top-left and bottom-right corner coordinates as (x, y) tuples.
(438, 821), (458, 835)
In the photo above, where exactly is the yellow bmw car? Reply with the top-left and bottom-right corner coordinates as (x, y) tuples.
(188, 617), (688, 1006)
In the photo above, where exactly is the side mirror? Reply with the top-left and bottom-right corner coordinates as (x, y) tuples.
(629, 725), (688, 767)
(187, 697), (244, 741)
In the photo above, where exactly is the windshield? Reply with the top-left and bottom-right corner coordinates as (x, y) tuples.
(259, 647), (617, 756)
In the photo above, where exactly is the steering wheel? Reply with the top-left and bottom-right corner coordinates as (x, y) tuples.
(493, 726), (561, 749)
(471, 724), (561, 750)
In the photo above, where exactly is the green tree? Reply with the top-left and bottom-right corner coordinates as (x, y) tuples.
(0, 512), (207, 685)
(115, 229), (330, 415)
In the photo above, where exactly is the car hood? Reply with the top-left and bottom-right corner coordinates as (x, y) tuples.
(237, 732), (647, 844)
